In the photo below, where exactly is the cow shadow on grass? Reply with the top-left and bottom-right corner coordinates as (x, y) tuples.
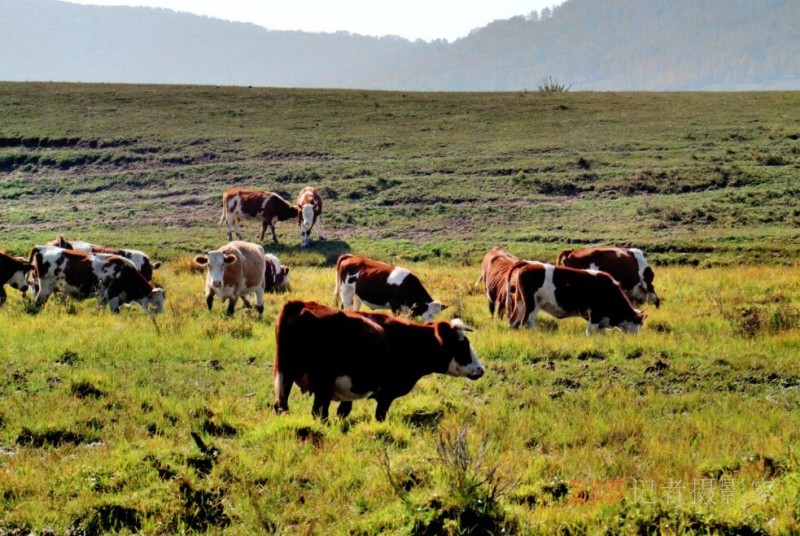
(264, 240), (352, 267)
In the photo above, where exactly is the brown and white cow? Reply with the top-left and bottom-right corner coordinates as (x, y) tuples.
(556, 247), (660, 307)
(220, 188), (300, 244)
(476, 246), (523, 318)
(297, 186), (324, 248)
(508, 263), (646, 334)
(0, 251), (34, 305)
(273, 300), (484, 421)
(194, 241), (266, 316)
(46, 236), (161, 281)
(264, 253), (290, 292)
(28, 246), (164, 313)
(334, 254), (446, 321)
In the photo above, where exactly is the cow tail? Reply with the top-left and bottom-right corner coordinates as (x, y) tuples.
(556, 249), (573, 266)
(333, 254), (352, 307)
(219, 193), (228, 225)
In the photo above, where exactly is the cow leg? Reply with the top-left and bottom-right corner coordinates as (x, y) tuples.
(226, 297), (237, 316)
(340, 280), (356, 310)
(315, 217), (325, 240)
(226, 214), (234, 241)
(205, 288), (214, 310)
(270, 224), (279, 244)
(253, 287), (265, 316)
(240, 296), (252, 309)
(374, 396), (394, 422)
(34, 280), (55, 307)
(0, 286), (6, 306)
(487, 292), (495, 317)
(108, 296), (121, 314)
(337, 401), (353, 419)
(312, 388), (333, 421)
(259, 221), (268, 242)
(351, 295), (363, 312)
(273, 371), (293, 413)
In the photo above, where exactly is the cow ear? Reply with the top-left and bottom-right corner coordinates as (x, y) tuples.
(194, 256), (208, 266)
(434, 321), (457, 347)
(152, 261), (162, 270)
(224, 254), (237, 265)
(440, 303), (449, 311)
(283, 267), (290, 274)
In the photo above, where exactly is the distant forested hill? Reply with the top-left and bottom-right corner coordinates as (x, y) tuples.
(2, 0), (798, 90)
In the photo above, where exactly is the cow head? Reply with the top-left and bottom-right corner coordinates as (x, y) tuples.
(47, 235), (73, 249)
(277, 266), (290, 288)
(436, 319), (484, 380)
(421, 300), (447, 321)
(9, 257), (34, 294)
(194, 252), (236, 289)
(140, 287), (165, 314)
(299, 204), (316, 247)
(620, 309), (647, 334)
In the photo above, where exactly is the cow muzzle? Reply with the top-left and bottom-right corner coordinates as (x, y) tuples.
(468, 366), (485, 380)
(212, 280), (222, 289)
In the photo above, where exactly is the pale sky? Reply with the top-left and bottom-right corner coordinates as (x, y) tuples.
(64, 0), (566, 42)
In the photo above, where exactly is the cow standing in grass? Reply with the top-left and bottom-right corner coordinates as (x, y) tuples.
(220, 188), (300, 244)
(46, 236), (161, 281)
(28, 246), (164, 314)
(334, 254), (446, 321)
(476, 246), (524, 318)
(556, 247), (660, 307)
(273, 300), (484, 421)
(508, 263), (646, 334)
(194, 241), (266, 316)
(297, 186), (324, 248)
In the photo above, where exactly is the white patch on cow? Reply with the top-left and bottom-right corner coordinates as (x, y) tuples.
(7, 268), (30, 292)
(332, 375), (373, 401)
(69, 241), (93, 253)
(301, 204), (315, 232)
(446, 344), (485, 380)
(585, 268), (602, 276)
(387, 267), (410, 286)
(449, 318), (469, 340)
(422, 300), (445, 321)
(265, 254), (282, 283)
(361, 299), (390, 310)
(340, 273), (359, 310)
(630, 248), (648, 280)
(535, 265), (568, 319)
(589, 262), (600, 271)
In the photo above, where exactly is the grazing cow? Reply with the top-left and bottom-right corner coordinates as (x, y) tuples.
(297, 186), (325, 248)
(220, 188), (300, 243)
(46, 236), (161, 281)
(28, 246), (164, 313)
(194, 241), (266, 316)
(0, 251), (33, 305)
(273, 300), (484, 421)
(334, 254), (446, 321)
(476, 246), (523, 318)
(508, 263), (646, 334)
(556, 247), (660, 307)
(264, 253), (290, 292)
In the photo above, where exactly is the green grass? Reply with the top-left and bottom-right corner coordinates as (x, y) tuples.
(1, 83), (799, 533)
(0, 264), (799, 534)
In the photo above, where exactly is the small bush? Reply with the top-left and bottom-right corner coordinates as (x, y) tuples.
(538, 76), (571, 92)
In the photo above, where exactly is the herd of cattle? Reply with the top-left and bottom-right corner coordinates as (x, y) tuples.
(0, 185), (662, 420)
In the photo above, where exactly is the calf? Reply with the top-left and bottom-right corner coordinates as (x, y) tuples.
(194, 241), (266, 316)
(334, 254), (446, 321)
(476, 246), (522, 318)
(46, 236), (161, 281)
(297, 186), (325, 248)
(557, 247), (660, 307)
(220, 188), (300, 243)
(273, 300), (484, 421)
(28, 246), (164, 313)
(0, 251), (33, 305)
(508, 263), (646, 334)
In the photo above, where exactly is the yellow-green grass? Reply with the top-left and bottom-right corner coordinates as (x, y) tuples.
(1, 261), (798, 534)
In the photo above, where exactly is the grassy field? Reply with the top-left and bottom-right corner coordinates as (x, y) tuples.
(1, 84), (799, 534)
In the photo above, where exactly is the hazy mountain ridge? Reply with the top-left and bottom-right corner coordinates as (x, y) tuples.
(2, 0), (798, 90)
